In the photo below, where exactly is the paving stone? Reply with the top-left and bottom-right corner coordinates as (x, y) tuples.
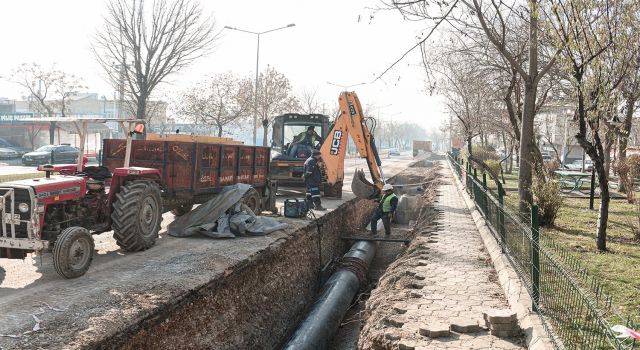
(386, 317), (405, 328)
(385, 331), (401, 341)
(483, 309), (518, 324)
(418, 323), (451, 338)
(490, 328), (522, 338)
(490, 322), (521, 332)
(381, 163), (525, 349)
(450, 317), (482, 333)
(398, 340), (417, 350)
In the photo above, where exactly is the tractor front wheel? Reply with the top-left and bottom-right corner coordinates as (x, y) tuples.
(111, 180), (163, 252)
(53, 226), (94, 278)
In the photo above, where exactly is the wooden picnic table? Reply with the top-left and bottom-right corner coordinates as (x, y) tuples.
(554, 170), (592, 193)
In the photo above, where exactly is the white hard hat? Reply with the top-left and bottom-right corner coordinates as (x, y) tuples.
(382, 183), (394, 191)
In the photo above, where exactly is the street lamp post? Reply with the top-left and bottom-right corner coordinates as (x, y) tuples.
(225, 23), (295, 145)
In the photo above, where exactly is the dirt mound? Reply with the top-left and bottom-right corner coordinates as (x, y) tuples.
(357, 166), (441, 349)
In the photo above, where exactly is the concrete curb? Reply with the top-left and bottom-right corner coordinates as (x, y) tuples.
(445, 161), (555, 350)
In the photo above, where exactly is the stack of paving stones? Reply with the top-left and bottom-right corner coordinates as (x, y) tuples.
(483, 309), (522, 338)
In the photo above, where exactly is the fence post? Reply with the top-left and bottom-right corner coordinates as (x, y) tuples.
(531, 204), (540, 312)
(498, 182), (506, 252)
(482, 173), (488, 213)
(467, 163), (472, 195)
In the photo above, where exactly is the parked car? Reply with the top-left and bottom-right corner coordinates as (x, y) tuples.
(388, 148), (401, 156)
(0, 147), (20, 159)
(0, 138), (30, 156)
(22, 144), (79, 166)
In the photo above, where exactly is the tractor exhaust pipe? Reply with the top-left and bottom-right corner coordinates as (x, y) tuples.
(282, 240), (376, 350)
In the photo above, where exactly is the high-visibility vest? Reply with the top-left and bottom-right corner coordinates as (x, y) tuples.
(382, 193), (397, 213)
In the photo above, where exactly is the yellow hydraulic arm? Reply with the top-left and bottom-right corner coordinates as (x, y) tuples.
(319, 91), (385, 198)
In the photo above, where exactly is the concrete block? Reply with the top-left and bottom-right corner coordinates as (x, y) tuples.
(449, 318), (481, 333)
(418, 323), (450, 338)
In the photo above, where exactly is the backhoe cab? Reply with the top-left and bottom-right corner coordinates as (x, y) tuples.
(270, 113), (334, 190)
(270, 92), (385, 200)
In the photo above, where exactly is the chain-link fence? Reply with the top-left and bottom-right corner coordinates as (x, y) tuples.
(448, 153), (638, 350)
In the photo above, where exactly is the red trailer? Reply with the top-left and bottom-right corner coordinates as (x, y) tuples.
(101, 139), (275, 215)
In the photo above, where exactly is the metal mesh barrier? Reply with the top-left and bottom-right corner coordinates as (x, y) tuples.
(447, 153), (638, 350)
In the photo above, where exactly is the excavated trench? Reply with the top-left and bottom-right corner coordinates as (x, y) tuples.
(96, 196), (377, 350)
(96, 158), (438, 350)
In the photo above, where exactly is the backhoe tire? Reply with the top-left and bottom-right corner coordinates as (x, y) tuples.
(242, 188), (262, 215)
(171, 203), (193, 216)
(111, 180), (162, 252)
(53, 226), (94, 279)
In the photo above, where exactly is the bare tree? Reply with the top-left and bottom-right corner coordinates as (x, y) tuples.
(617, 17), (640, 192)
(178, 72), (253, 137)
(252, 66), (300, 146)
(8, 63), (85, 144)
(298, 88), (322, 114)
(93, 0), (218, 125)
(545, 0), (632, 251)
(389, 0), (559, 211)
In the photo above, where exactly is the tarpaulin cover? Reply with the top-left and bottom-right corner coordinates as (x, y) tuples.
(167, 183), (288, 238)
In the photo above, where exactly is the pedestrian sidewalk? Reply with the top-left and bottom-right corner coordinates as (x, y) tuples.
(361, 162), (525, 349)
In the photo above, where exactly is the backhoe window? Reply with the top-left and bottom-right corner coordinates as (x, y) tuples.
(284, 123), (322, 147)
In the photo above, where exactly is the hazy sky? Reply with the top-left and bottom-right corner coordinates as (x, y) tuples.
(0, 0), (447, 130)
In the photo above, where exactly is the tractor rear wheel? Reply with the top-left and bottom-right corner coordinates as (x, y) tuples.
(111, 180), (162, 252)
(171, 203), (193, 216)
(53, 226), (94, 278)
(242, 188), (262, 214)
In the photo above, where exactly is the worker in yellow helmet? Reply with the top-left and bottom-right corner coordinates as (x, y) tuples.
(370, 183), (398, 236)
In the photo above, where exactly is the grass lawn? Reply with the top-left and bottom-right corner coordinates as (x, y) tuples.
(477, 167), (640, 321)
(543, 197), (640, 321)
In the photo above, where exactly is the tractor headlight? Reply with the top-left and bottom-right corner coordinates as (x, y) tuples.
(18, 203), (30, 213)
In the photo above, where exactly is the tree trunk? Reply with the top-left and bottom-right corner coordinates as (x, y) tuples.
(217, 123), (223, 137)
(49, 121), (56, 144)
(517, 0), (541, 213)
(262, 119), (269, 146)
(137, 96), (148, 139)
(594, 157), (610, 251)
(518, 82), (537, 212)
(603, 128), (613, 177)
(618, 97), (636, 193)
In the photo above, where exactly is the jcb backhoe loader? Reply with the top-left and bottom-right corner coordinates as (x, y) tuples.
(269, 91), (385, 199)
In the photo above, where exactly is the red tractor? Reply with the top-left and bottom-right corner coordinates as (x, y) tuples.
(0, 118), (275, 278)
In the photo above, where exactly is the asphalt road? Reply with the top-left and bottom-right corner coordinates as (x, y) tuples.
(0, 153), (416, 348)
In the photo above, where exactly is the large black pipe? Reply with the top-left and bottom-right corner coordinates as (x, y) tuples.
(282, 240), (376, 350)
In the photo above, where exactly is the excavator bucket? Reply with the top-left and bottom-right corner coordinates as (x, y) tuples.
(351, 169), (379, 199)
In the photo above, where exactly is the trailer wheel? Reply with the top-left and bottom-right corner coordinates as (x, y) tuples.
(171, 203), (193, 216)
(111, 180), (162, 252)
(242, 188), (262, 215)
(53, 226), (94, 279)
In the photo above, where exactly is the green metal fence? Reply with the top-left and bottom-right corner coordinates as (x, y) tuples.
(448, 153), (638, 350)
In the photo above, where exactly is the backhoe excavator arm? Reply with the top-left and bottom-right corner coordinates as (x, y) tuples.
(319, 91), (385, 198)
